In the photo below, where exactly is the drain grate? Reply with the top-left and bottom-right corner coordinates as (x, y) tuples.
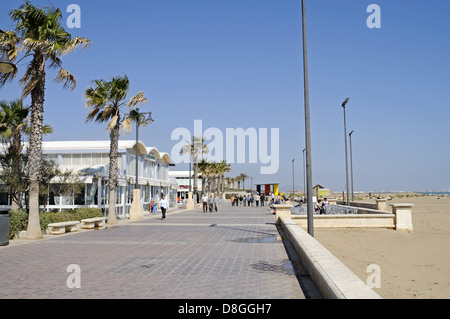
(231, 236), (278, 243)
(251, 260), (296, 276)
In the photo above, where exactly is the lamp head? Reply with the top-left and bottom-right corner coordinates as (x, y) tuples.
(342, 97), (350, 108)
(145, 112), (154, 125)
(0, 46), (16, 74)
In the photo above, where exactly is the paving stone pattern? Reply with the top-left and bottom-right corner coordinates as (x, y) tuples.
(0, 206), (309, 299)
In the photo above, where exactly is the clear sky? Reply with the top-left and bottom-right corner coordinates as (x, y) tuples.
(1, 0), (449, 192)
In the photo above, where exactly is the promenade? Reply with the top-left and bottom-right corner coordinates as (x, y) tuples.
(0, 204), (321, 299)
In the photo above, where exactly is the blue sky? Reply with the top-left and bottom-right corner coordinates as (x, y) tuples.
(1, 0), (449, 192)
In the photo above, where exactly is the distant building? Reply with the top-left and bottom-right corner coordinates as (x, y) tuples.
(168, 170), (203, 201)
(0, 140), (178, 217)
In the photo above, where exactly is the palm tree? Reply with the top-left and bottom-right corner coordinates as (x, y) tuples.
(218, 160), (231, 195)
(0, 2), (90, 239)
(0, 99), (52, 209)
(234, 175), (241, 190)
(209, 162), (220, 195)
(180, 136), (208, 201)
(197, 159), (209, 196)
(85, 75), (147, 225)
(0, 99), (29, 156)
(239, 173), (249, 190)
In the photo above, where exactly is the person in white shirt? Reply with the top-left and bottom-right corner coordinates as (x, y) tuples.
(202, 193), (208, 212)
(160, 195), (168, 220)
(254, 193), (261, 207)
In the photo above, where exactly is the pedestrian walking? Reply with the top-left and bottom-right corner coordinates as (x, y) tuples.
(254, 193), (260, 207)
(261, 193), (265, 206)
(208, 194), (215, 212)
(160, 195), (168, 220)
(202, 193), (208, 212)
(213, 194), (219, 212)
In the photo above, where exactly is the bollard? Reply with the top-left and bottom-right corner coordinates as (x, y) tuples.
(390, 203), (414, 232)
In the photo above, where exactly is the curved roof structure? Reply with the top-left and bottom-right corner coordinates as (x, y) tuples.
(37, 140), (172, 163)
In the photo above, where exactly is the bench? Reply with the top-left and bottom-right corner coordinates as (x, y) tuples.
(81, 217), (106, 229)
(48, 221), (80, 235)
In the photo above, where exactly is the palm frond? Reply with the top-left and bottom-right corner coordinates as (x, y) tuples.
(120, 117), (132, 134)
(61, 37), (91, 55)
(54, 68), (77, 91)
(127, 91), (148, 108)
(106, 115), (118, 132)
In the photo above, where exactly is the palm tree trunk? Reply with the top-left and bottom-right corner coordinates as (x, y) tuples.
(107, 123), (120, 225)
(108, 188), (116, 223)
(26, 52), (46, 239)
(201, 177), (206, 196)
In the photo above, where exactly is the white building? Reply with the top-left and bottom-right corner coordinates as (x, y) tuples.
(0, 140), (179, 217)
(168, 170), (203, 201)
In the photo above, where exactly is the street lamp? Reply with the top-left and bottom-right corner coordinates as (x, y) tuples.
(292, 159), (295, 200)
(0, 45), (16, 74)
(133, 108), (154, 189)
(301, 0), (314, 237)
(128, 108), (154, 221)
(349, 130), (355, 202)
(342, 98), (350, 206)
(302, 148), (306, 201)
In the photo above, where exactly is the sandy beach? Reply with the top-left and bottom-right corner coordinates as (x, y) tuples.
(314, 195), (450, 299)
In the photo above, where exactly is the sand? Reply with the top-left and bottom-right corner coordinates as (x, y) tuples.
(313, 195), (450, 299)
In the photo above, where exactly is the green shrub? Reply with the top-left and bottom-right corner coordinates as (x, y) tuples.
(9, 209), (28, 240)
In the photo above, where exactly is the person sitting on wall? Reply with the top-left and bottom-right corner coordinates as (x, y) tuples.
(315, 199), (325, 214)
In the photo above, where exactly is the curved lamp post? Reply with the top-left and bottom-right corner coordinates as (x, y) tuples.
(301, 0), (314, 237)
(349, 130), (355, 202)
(133, 108), (154, 188)
(0, 45), (16, 74)
(129, 108), (154, 221)
(342, 98), (350, 206)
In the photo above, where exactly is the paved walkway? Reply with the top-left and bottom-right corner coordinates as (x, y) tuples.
(0, 204), (321, 299)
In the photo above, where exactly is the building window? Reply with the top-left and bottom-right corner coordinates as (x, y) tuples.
(81, 154), (92, 165)
(72, 154), (81, 165)
(62, 154), (72, 165)
(92, 154), (102, 165)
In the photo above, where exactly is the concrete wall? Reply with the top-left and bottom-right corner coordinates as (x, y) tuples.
(278, 202), (413, 232)
(291, 213), (395, 229)
(279, 217), (382, 299)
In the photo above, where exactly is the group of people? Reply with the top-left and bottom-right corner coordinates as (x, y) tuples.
(314, 198), (329, 214)
(201, 194), (219, 213)
(230, 193), (274, 207)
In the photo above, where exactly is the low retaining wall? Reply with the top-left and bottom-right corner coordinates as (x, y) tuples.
(275, 203), (413, 232)
(291, 213), (395, 229)
(279, 216), (382, 299)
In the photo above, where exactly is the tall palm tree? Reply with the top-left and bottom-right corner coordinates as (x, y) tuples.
(180, 136), (208, 201)
(0, 2), (90, 239)
(85, 75), (147, 225)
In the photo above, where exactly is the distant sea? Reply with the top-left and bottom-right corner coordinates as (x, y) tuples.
(417, 192), (450, 196)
